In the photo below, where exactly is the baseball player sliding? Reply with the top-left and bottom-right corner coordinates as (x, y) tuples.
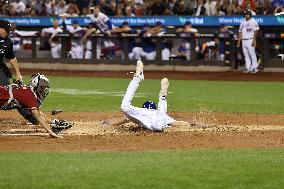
(237, 9), (259, 73)
(106, 60), (192, 131)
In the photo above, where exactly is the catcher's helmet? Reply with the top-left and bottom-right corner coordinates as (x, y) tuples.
(142, 101), (156, 110)
(0, 20), (12, 34)
(29, 73), (50, 101)
(244, 9), (252, 17)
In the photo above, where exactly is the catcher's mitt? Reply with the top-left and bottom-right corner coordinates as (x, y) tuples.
(50, 119), (74, 134)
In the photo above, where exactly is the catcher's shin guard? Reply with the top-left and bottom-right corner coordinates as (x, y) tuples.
(17, 108), (39, 125)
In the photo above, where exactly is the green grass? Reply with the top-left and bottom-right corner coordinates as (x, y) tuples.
(0, 149), (283, 189)
(5, 75), (282, 189)
(39, 76), (284, 113)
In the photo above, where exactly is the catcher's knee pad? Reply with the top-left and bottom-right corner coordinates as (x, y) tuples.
(17, 108), (39, 125)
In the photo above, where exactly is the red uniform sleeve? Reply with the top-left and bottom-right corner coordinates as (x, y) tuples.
(13, 87), (40, 110)
(0, 86), (9, 107)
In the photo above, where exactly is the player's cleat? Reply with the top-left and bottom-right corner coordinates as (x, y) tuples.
(250, 68), (259, 73)
(135, 60), (144, 80)
(160, 78), (169, 97)
(243, 70), (250, 73)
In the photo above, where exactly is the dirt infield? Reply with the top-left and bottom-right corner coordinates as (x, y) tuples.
(1, 111), (284, 151)
(1, 70), (284, 152)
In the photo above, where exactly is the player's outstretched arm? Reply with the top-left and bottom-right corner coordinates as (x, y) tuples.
(82, 28), (96, 43)
(9, 58), (23, 84)
(39, 111), (53, 123)
(31, 109), (62, 138)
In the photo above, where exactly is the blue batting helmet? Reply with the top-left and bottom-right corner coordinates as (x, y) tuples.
(142, 101), (156, 110)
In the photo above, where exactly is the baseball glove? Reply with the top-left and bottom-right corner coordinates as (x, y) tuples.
(50, 119), (74, 134)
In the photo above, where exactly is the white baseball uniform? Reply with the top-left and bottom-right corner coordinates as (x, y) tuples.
(50, 43), (62, 58)
(128, 47), (172, 60)
(84, 40), (93, 59)
(239, 18), (259, 71)
(66, 25), (84, 59)
(42, 27), (63, 58)
(121, 76), (175, 131)
(129, 47), (156, 60)
(42, 27), (63, 35)
(89, 12), (114, 59)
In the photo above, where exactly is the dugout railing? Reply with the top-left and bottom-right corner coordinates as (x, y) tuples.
(17, 32), (284, 70)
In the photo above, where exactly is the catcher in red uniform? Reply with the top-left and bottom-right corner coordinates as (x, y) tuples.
(0, 73), (73, 138)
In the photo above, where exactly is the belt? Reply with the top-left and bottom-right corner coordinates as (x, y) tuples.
(242, 38), (253, 40)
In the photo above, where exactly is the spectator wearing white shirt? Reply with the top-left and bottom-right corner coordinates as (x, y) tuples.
(204, 0), (217, 16)
(57, 0), (69, 16)
(11, 0), (26, 15)
(215, 3), (226, 15)
(47, 1), (59, 16)
(125, 6), (135, 16)
(194, 0), (206, 16)
(41, 20), (63, 37)
(32, 0), (44, 15)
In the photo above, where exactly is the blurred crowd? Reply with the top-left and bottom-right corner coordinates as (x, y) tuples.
(0, 0), (283, 17)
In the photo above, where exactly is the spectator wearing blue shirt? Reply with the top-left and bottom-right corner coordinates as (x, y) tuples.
(129, 24), (157, 60)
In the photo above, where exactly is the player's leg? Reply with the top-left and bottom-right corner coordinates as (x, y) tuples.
(157, 78), (169, 114)
(96, 38), (102, 59)
(141, 51), (156, 60)
(128, 47), (139, 60)
(0, 69), (10, 85)
(248, 41), (258, 72)
(51, 44), (61, 58)
(242, 41), (252, 72)
(84, 50), (92, 59)
(75, 45), (84, 59)
(154, 78), (177, 131)
(120, 60), (152, 129)
(13, 44), (20, 54)
(128, 51), (135, 60)
(84, 40), (92, 59)
(131, 47), (143, 60)
(71, 46), (77, 59)
(121, 60), (144, 112)
(162, 48), (170, 60)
